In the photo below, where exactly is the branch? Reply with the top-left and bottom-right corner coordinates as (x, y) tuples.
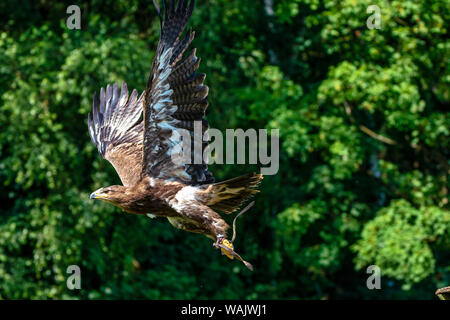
(359, 125), (396, 145)
(343, 101), (397, 145)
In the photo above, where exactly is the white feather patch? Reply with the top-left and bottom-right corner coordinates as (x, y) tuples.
(169, 186), (200, 212)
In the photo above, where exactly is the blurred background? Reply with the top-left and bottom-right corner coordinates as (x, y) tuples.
(0, 0), (448, 299)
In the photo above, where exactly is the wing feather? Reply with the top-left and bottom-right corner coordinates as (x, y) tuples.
(142, 0), (214, 185)
(88, 82), (144, 186)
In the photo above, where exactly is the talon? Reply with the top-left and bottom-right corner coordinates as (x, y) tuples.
(219, 238), (235, 260)
(213, 235), (254, 271)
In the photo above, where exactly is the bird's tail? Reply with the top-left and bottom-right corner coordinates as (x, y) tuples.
(207, 173), (263, 214)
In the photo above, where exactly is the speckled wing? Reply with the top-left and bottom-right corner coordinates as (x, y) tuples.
(88, 82), (145, 187)
(142, 0), (214, 185)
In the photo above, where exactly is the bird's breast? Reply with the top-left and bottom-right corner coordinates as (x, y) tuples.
(120, 179), (183, 217)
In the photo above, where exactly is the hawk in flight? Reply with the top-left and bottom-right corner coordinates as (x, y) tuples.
(88, 0), (262, 270)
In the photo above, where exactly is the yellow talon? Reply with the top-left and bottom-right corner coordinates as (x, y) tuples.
(220, 239), (234, 260)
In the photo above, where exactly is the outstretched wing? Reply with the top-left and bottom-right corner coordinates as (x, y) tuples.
(88, 82), (145, 187)
(142, 0), (214, 185)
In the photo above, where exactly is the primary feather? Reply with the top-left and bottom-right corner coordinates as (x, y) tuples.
(142, 0), (213, 185)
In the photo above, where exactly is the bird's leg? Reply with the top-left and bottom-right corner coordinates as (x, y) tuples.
(211, 203), (256, 270)
(212, 234), (253, 271)
(213, 234), (225, 249)
(213, 235), (234, 259)
(213, 234), (234, 258)
(172, 201), (253, 270)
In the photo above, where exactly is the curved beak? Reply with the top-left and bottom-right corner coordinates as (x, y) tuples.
(90, 191), (107, 200)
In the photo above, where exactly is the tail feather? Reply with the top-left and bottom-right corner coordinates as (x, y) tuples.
(207, 173), (263, 214)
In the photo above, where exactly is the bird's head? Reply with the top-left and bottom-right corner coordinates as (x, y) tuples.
(90, 185), (126, 205)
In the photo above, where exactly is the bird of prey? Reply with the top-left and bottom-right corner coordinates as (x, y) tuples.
(88, 0), (262, 270)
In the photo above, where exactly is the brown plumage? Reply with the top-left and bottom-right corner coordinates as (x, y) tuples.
(87, 0), (262, 270)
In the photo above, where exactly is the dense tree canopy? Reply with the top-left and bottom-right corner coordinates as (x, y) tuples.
(0, 0), (448, 299)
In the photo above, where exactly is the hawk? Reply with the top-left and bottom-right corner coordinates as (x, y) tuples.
(88, 0), (262, 270)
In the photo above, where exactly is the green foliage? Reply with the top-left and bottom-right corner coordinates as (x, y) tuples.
(0, 0), (448, 299)
(353, 200), (450, 290)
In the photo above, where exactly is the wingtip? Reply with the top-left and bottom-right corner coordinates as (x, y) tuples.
(121, 81), (128, 96)
(152, 0), (160, 13)
(153, 0), (163, 22)
(252, 172), (264, 181)
(188, 0), (195, 14)
(92, 90), (99, 108)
